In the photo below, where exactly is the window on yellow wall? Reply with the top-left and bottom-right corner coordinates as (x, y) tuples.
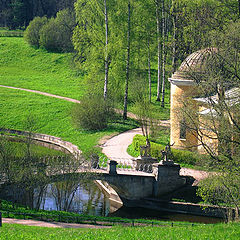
(180, 120), (186, 140)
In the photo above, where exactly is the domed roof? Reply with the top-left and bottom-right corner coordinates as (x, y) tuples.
(169, 48), (217, 85)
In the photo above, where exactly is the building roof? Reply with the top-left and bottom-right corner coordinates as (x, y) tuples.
(169, 48), (217, 86)
(194, 87), (240, 107)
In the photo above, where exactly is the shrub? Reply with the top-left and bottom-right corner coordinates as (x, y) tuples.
(39, 9), (75, 52)
(72, 94), (115, 130)
(39, 18), (60, 52)
(24, 16), (48, 47)
(55, 9), (75, 52)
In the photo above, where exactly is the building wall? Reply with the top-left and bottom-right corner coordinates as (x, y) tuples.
(170, 83), (198, 151)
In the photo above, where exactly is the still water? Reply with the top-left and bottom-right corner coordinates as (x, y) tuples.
(35, 181), (110, 216)
(32, 180), (223, 224)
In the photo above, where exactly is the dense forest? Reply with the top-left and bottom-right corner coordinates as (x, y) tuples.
(0, 0), (75, 29)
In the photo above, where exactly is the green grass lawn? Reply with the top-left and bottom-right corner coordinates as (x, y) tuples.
(0, 37), (85, 99)
(0, 223), (240, 240)
(0, 87), (138, 154)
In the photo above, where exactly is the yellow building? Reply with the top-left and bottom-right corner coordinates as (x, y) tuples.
(168, 48), (239, 154)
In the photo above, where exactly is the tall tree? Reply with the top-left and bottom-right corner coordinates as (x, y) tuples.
(74, 0), (113, 97)
(155, 0), (161, 102)
(123, 0), (131, 120)
(103, 0), (109, 100)
(161, 0), (166, 107)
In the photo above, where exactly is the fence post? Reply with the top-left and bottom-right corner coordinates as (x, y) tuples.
(171, 222), (173, 227)
(0, 212), (2, 227)
(132, 220), (134, 227)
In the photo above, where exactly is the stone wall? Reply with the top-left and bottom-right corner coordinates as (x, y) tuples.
(0, 128), (81, 158)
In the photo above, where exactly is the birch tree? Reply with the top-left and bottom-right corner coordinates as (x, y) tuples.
(123, 0), (131, 120)
(155, 0), (161, 102)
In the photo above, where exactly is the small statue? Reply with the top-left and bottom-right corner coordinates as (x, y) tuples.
(140, 138), (151, 158)
(161, 142), (174, 161)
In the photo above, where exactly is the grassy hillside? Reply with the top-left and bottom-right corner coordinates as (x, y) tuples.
(1, 223), (240, 240)
(0, 37), (170, 120)
(0, 87), (138, 154)
(0, 37), (85, 99)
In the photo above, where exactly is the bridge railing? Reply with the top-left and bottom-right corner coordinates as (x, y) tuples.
(97, 156), (153, 173)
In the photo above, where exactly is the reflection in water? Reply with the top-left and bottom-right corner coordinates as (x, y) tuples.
(109, 206), (224, 224)
(2, 179), (224, 224)
(34, 180), (223, 224)
(35, 180), (110, 216)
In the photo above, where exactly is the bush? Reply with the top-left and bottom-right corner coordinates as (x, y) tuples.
(131, 134), (210, 166)
(55, 9), (75, 52)
(24, 9), (75, 52)
(72, 94), (115, 130)
(24, 17), (48, 47)
(39, 18), (60, 52)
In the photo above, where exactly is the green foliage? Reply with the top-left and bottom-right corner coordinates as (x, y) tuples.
(72, 94), (115, 130)
(24, 9), (75, 52)
(24, 17), (48, 47)
(39, 18), (60, 51)
(39, 9), (75, 52)
(198, 169), (240, 217)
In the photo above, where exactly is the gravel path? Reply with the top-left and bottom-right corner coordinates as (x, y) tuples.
(101, 128), (142, 160)
(3, 218), (111, 229)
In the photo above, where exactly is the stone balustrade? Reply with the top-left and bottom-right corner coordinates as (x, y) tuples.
(0, 128), (81, 158)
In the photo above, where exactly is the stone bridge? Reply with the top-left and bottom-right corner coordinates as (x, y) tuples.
(78, 161), (187, 203)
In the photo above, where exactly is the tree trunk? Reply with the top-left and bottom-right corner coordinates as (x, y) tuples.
(161, 0), (166, 108)
(148, 38), (152, 103)
(171, 6), (177, 74)
(155, 0), (161, 102)
(103, 0), (109, 100)
(238, 0), (240, 17)
(123, 1), (131, 120)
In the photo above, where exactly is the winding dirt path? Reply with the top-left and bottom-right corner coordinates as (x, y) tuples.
(0, 85), (81, 103)
(101, 128), (142, 160)
(0, 85), (171, 124)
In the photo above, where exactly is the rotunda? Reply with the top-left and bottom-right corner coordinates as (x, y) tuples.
(168, 48), (217, 151)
